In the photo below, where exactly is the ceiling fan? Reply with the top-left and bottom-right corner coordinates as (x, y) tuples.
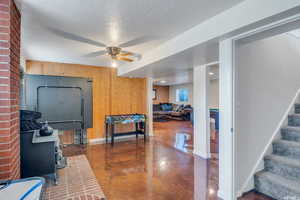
(47, 27), (150, 63)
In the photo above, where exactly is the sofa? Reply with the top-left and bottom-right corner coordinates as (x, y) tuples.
(153, 103), (193, 121)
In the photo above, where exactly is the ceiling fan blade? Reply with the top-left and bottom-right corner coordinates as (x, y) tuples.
(119, 51), (134, 56)
(83, 50), (107, 57)
(113, 56), (134, 62)
(120, 51), (142, 60)
(47, 27), (107, 47)
(118, 36), (153, 48)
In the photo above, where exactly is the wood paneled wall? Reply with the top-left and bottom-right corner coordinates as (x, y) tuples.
(153, 85), (169, 104)
(26, 60), (147, 140)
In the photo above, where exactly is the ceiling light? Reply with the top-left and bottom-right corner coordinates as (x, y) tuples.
(160, 80), (166, 83)
(112, 62), (117, 68)
(209, 72), (214, 75)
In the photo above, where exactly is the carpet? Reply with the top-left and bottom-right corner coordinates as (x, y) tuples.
(43, 155), (106, 200)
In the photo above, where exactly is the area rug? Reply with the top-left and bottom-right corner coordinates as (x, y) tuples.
(43, 155), (106, 200)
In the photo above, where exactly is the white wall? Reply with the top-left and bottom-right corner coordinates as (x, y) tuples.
(209, 79), (219, 109)
(169, 80), (219, 108)
(169, 83), (193, 105)
(235, 33), (300, 194)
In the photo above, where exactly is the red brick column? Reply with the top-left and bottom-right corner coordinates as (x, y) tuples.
(0, 0), (21, 180)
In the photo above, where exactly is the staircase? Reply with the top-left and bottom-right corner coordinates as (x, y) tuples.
(254, 103), (300, 199)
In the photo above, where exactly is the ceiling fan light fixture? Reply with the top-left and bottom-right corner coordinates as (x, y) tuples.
(112, 62), (117, 68)
(106, 46), (122, 57)
(48, 28), (145, 63)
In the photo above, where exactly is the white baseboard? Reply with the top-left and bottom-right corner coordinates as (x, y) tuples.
(193, 150), (211, 159)
(217, 189), (225, 200)
(148, 131), (154, 137)
(88, 137), (106, 144)
(236, 190), (243, 198)
(89, 135), (142, 144)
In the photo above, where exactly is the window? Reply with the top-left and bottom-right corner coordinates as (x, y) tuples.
(176, 88), (189, 102)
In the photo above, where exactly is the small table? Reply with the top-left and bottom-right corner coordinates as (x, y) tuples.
(105, 114), (147, 146)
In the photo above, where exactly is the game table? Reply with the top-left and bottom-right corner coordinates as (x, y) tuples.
(105, 114), (147, 146)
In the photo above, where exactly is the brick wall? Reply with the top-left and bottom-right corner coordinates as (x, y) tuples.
(0, 0), (21, 180)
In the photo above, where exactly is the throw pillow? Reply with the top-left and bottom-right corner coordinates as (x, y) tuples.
(173, 104), (179, 111)
(176, 105), (184, 112)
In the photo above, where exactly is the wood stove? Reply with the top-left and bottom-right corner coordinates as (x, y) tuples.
(20, 110), (66, 184)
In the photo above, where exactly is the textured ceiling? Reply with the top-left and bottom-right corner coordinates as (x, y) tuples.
(152, 64), (219, 86)
(125, 40), (219, 85)
(19, 0), (243, 67)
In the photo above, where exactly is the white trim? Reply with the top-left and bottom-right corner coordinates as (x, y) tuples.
(217, 190), (226, 200)
(89, 137), (106, 144)
(228, 13), (300, 198)
(287, 32), (300, 39)
(238, 88), (300, 196)
(147, 77), (154, 136)
(232, 13), (300, 41)
(89, 135), (140, 144)
(217, 13), (300, 200)
(193, 150), (211, 159)
(193, 64), (211, 159)
(204, 61), (219, 67)
(218, 39), (235, 200)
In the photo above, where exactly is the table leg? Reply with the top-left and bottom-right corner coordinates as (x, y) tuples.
(105, 123), (108, 144)
(143, 121), (146, 142)
(135, 122), (138, 142)
(111, 124), (114, 146)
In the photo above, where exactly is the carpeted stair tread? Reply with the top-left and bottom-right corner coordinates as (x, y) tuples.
(273, 139), (300, 148)
(265, 154), (300, 168)
(256, 171), (300, 190)
(264, 154), (300, 180)
(273, 139), (300, 159)
(253, 103), (300, 198)
(282, 126), (300, 142)
(282, 126), (300, 132)
(255, 171), (300, 199)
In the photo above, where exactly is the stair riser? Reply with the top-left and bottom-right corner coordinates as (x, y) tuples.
(265, 158), (300, 181)
(295, 104), (300, 114)
(255, 174), (300, 199)
(273, 143), (300, 160)
(288, 116), (300, 126)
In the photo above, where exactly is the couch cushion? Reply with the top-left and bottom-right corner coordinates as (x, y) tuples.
(153, 104), (161, 112)
(170, 112), (182, 116)
(161, 103), (173, 111)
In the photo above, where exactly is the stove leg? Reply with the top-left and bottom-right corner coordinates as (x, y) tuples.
(53, 173), (58, 185)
